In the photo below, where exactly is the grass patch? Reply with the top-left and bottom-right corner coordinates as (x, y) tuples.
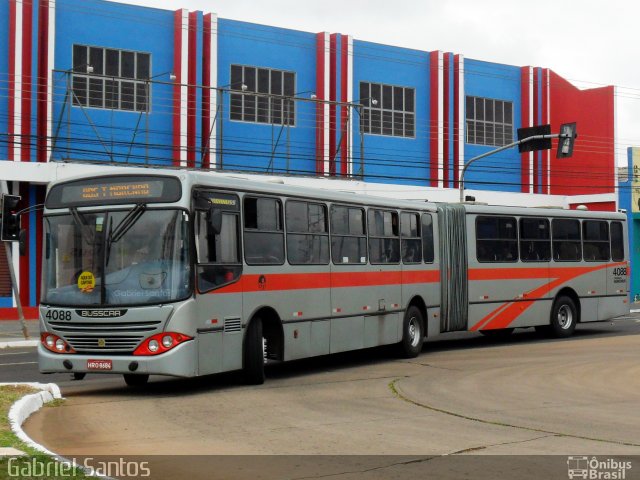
(0, 385), (89, 479)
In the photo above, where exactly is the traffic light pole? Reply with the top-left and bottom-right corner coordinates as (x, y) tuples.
(3, 242), (28, 339)
(459, 132), (566, 203)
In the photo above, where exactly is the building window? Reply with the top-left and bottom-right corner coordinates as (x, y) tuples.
(230, 65), (295, 125)
(466, 96), (513, 147)
(72, 45), (151, 112)
(359, 82), (415, 137)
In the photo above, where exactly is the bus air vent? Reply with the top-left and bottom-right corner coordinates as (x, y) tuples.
(224, 318), (242, 333)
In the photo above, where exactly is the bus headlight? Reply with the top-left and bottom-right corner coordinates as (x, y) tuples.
(133, 332), (192, 356)
(41, 333), (76, 354)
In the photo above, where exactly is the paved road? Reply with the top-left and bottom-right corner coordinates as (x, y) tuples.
(15, 315), (640, 479)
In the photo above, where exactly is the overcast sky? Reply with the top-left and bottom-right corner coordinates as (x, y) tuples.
(125, 0), (639, 166)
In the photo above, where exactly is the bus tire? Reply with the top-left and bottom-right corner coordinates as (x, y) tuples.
(398, 306), (425, 358)
(243, 318), (265, 385)
(123, 374), (149, 387)
(72, 372), (86, 381)
(550, 296), (577, 338)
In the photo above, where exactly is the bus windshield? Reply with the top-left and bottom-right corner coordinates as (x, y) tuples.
(42, 209), (191, 307)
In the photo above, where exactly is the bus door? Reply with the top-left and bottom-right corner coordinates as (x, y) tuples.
(580, 219), (610, 321)
(193, 191), (243, 375)
(437, 204), (467, 332)
(605, 221), (629, 318)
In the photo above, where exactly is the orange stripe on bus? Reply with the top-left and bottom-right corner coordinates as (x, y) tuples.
(471, 261), (627, 331)
(210, 269), (439, 294)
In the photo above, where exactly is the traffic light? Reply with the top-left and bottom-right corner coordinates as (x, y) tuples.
(556, 122), (577, 159)
(1, 194), (21, 242)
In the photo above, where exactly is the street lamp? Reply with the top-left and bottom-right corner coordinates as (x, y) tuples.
(458, 123), (577, 203)
(351, 97), (377, 177)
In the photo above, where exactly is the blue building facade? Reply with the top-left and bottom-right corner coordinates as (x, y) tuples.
(0, 0), (619, 316)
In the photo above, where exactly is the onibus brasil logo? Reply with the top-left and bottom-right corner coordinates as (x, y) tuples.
(567, 456), (632, 480)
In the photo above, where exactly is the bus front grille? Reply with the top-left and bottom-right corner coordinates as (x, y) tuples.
(64, 335), (144, 353)
(48, 321), (161, 333)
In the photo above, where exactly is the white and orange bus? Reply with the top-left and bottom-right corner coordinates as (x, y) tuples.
(35, 170), (629, 386)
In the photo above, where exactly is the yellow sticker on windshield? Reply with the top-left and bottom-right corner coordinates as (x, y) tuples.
(77, 271), (96, 292)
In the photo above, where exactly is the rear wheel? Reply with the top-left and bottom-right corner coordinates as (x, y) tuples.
(72, 372), (86, 381)
(243, 317), (265, 385)
(549, 296), (577, 338)
(123, 374), (149, 387)
(398, 306), (425, 358)
(479, 328), (514, 339)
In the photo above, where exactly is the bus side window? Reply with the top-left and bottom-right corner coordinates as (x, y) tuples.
(368, 209), (400, 264)
(476, 216), (518, 262)
(552, 219), (582, 262)
(582, 220), (610, 262)
(519, 218), (550, 262)
(611, 221), (624, 262)
(331, 205), (367, 264)
(195, 208), (242, 293)
(243, 197), (285, 265)
(421, 213), (434, 263)
(401, 212), (421, 264)
(286, 200), (329, 265)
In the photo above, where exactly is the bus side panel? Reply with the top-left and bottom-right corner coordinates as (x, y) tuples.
(198, 332), (224, 375)
(195, 290), (243, 375)
(364, 313), (400, 348)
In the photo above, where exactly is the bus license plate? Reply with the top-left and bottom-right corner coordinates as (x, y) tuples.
(87, 359), (112, 370)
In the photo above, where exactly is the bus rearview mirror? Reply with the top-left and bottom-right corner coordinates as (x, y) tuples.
(208, 206), (222, 235)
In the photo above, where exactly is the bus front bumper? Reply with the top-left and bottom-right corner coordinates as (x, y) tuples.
(37, 340), (197, 378)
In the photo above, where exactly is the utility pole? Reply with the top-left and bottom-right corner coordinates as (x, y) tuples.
(0, 184), (28, 339)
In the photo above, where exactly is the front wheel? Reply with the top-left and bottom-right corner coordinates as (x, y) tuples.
(549, 296), (578, 338)
(398, 306), (425, 358)
(123, 374), (149, 387)
(243, 318), (265, 385)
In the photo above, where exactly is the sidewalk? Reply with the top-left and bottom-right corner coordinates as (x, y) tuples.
(0, 320), (40, 348)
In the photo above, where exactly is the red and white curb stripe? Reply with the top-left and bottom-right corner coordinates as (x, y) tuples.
(4, 382), (62, 455)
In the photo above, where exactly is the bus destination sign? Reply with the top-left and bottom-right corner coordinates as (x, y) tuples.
(65, 181), (163, 202)
(46, 175), (182, 208)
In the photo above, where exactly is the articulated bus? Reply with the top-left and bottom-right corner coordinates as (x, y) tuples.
(35, 171), (629, 386)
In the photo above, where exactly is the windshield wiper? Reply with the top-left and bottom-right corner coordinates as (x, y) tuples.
(105, 204), (147, 265)
(70, 207), (95, 245)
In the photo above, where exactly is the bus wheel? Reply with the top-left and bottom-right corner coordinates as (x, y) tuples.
(479, 328), (514, 339)
(243, 317), (265, 385)
(72, 372), (86, 381)
(398, 306), (425, 358)
(550, 296), (577, 338)
(123, 374), (149, 387)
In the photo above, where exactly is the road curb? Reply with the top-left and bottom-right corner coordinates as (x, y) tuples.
(0, 340), (39, 349)
(3, 382), (62, 456)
